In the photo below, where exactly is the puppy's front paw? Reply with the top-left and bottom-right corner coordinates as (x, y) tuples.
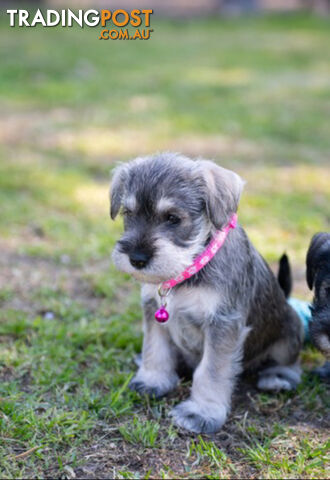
(170, 399), (227, 434)
(129, 370), (179, 399)
(129, 377), (164, 398)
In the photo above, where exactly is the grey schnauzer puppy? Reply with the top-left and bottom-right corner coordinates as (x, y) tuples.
(110, 153), (303, 434)
(307, 233), (330, 356)
(306, 232), (330, 380)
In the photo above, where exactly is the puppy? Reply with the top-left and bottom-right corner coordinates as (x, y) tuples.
(306, 233), (330, 379)
(110, 153), (303, 433)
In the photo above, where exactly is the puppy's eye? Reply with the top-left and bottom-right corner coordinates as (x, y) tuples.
(123, 208), (133, 217)
(165, 214), (181, 225)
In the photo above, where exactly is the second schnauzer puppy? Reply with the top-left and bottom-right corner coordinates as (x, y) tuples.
(306, 233), (330, 370)
(110, 153), (303, 433)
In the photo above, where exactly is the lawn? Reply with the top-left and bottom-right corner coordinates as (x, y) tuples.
(0, 12), (329, 479)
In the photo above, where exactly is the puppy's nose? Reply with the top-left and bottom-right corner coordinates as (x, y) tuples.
(129, 251), (151, 269)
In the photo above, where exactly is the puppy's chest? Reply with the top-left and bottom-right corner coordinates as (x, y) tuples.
(168, 300), (204, 357)
(145, 285), (220, 356)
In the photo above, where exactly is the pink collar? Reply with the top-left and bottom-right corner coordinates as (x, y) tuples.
(154, 213), (238, 323)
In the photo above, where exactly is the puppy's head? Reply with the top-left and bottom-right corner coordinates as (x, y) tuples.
(110, 153), (244, 284)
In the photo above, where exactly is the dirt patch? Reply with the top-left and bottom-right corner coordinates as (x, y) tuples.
(0, 241), (110, 315)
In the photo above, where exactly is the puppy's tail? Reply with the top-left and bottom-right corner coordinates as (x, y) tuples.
(278, 253), (292, 299)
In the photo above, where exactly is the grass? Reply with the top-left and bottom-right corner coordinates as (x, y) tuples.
(119, 418), (160, 448)
(188, 436), (237, 476)
(242, 434), (329, 479)
(0, 11), (329, 479)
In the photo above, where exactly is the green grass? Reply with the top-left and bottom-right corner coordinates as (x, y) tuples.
(188, 436), (237, 477)
(0, 11), (329, 479)
(119, 417), (160, 447)
(242, 435), (329, 479)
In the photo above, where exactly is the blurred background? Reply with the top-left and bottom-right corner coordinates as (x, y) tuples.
(1, 1), (329, 276)
(4, 0), (330, 14)
(0, 3), (329, 477)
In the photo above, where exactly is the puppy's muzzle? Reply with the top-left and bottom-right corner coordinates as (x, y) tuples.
(129, 251), (151, 269)
(117, 237), (154, 270)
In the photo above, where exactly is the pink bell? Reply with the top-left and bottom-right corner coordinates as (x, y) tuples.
(154, 306), (169, 323)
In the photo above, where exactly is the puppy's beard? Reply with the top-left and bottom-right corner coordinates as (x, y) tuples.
(112, 226), (210, 284)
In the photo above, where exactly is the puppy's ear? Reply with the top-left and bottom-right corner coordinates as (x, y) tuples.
(110, 164), (128, 220)
(198, 160), (244, 229)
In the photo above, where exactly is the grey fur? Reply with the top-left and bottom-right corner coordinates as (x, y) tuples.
(109, 153), (303, 433)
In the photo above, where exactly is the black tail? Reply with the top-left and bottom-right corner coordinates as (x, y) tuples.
(278, 253), (292, 299)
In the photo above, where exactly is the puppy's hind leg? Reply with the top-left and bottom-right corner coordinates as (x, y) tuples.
(258, 363), (301, 391)
(258, 331), (303, 392)
(257, 303), (303, 392)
